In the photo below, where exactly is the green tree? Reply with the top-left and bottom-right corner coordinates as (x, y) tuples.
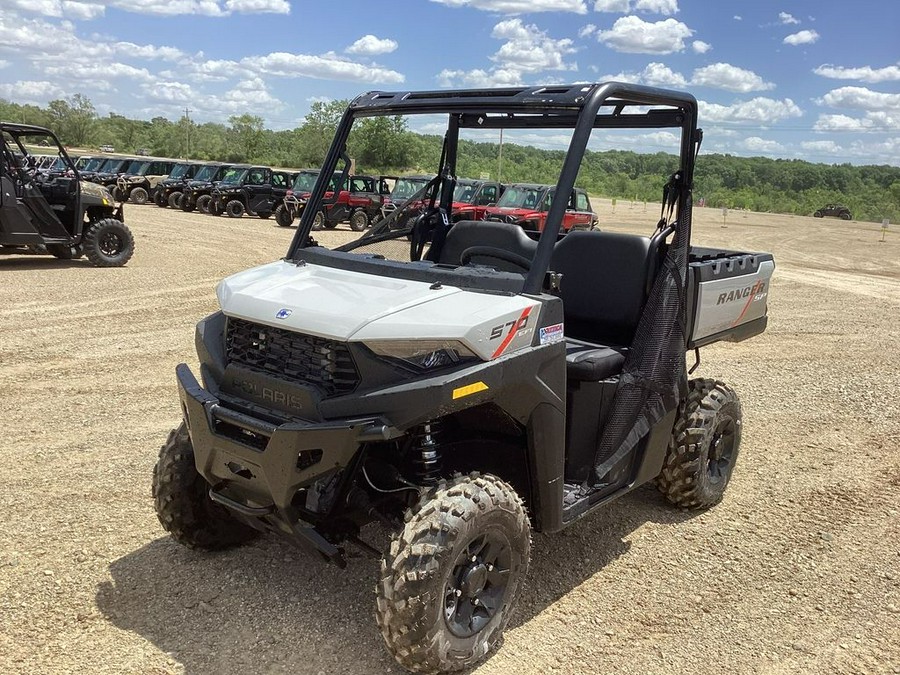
(47, 94), (95, 146)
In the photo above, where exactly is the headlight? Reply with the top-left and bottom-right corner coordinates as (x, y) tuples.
(365, 339), (478, 371)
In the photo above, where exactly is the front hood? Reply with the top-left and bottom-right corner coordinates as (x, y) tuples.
(483, 207), (534, 219)
(186, 180), (213, 189)
(79, 181), (112, 201)
(217, 260), (538, 360)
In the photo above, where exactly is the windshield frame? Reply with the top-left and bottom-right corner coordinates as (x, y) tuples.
(286, 82), (699, 294)
(219, 168), (248, 185)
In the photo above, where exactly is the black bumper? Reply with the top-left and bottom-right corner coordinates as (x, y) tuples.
(176, 363), (395, 512)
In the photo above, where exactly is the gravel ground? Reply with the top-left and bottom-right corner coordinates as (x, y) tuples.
(1, 202), (898, 675)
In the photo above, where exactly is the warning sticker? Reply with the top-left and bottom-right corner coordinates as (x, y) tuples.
(539, 323), (564, 345)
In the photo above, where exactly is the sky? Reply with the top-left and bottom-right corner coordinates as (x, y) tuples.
(0, 0), (898, 165)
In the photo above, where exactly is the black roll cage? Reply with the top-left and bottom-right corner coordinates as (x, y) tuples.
(286, 81), (700, 294)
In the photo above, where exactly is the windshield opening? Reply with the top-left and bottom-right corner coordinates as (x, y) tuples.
(219, 168), (248, 185)
(495, 186), (543, 209)
(452, 181), (479, 203)
(193, 165), (217, 181)
(169, 163), (190, 179)
(127, 161), (150, 175)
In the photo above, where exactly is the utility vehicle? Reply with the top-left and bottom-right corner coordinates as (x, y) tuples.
(153, 161), (207, 208)
(484, 183), (596, 231)
(112, 158), (175, 204)
(207, 165), (293, 219)
(153, 83), (774, 674)
(1, 123), (134, 266)
(448, 178), (504, 222)
(813, 203), (852, 220)
(180, 163), (232, 213)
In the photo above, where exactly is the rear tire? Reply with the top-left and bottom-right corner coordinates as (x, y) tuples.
(110, 186), (126, 202)
(47, 243), (83, 260)
(130, 187), (149, 205)
(152, 423), (260, 550)
(225, 200), (245, 218)
(82, 218), (135, 267)
(312, 209), (325, 231)
(168, 191), (183, 209)
(657, 379), (742, 509)
(349, 209), (369, 232)
(154, 191), (167, 207)
(274, 204), (293, 227)
(376, 473), (530, 674)
(840, 212), (851, 220)
(196, 194), (212, 214)
(813, 211), (824, 218)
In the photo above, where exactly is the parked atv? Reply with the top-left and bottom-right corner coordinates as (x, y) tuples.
(1, 122), (134, 266)
(207, 165), (291, 219)
(180, 163), (232, 214)
(448, 178), (505, 222)
(273, 169), (343, 228)
(153, 161), (207, 208)
(483, 183), (597, 232)
(153, 82), (774, 673)
(112, 158), (175, 204)
(813, 203), (852, 220)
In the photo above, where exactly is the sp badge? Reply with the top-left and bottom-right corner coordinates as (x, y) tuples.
(275, 308), (292, 320)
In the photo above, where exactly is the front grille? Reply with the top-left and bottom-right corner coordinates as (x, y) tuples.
(225, 317), (359, 397)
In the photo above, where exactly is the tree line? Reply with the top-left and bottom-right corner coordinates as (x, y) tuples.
(3, 94), (897, 223)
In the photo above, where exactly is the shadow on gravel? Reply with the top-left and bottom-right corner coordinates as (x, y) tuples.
(96, 485), (697, 674)
(0, 256), (90, 270)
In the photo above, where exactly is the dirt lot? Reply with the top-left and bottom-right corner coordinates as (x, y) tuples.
(1, 202), (899, 675)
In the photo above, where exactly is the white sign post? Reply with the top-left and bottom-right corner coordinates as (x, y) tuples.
(881, 218), (889, 243)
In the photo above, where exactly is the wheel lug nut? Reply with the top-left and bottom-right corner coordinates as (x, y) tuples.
(487, 564), (494, 571)
(472, 598), (479, 605)
(471, 556), (477, 562)
(455, 589), (462, 597)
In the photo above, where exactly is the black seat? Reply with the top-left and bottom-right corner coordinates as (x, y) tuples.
(565, 341), (626, 381)
(550, 230), (660, 347)
(438, 220), (537, 272)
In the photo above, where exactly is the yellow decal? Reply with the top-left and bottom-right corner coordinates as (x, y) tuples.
(452, 381), (489, 400)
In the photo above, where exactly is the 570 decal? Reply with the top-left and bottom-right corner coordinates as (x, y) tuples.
(489, 314), (530, 340)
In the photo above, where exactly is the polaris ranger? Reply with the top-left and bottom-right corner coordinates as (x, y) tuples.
(153, 83), (774, 673)
(208, 165), (293, 219)
(112, 158), (175, 205)
(1, 123), (134, 266)
(180, 163), (232, 214)
(153, 161), (208, 208)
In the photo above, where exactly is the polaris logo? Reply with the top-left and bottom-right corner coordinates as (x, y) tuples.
(275, 308), (292, 319)
(231, 377), (303, 410)
(716, 281), (767, 305)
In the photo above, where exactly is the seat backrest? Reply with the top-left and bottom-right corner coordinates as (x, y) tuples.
(438, 220), (538, 272)
(550, 230), (659, 346)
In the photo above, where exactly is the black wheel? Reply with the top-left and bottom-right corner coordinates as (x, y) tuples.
(181, 197), (196, 213)
(82, 218), (135, 267)
(110, 186), (126, 202)
(813, 210), (824, 218)
(154, 190), (167, 207)
(274, 204), (294, 227)
(657, 379), (742, 509)
(168, 191), (183, 209)
(225, 199), (245, 218)
(349, 209), (369, 232)
(312, 209), (325, 231)
(46, 243), (83, 260)
(152, 423), (259, 550)
(130, 187), (149, 205)
(376, 473), (531, 674)
(257, 211), (272, 219)
(840, 212), (851, 220)
(196, 194), (212, 214)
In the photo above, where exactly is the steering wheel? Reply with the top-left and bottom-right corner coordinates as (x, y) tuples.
(460, 246), (531, 271)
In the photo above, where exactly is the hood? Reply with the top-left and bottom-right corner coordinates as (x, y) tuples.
(483, 207), (537, 220)
(217, 260), (538, 360)
(186, 179), (213, 189)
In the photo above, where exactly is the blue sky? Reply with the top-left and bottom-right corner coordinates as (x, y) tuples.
(1, 0), (898, 165)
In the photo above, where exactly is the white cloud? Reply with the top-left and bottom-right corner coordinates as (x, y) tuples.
(578, 23), (597, 37)
(692, 40), (711, 54)
(733, 15), (741, 20)
(492, 19), (577, 72)
(144, 81), (195, 103)
(0, 60), (8, 69)
(691, 63), (774, 93)
(597, 16), (693, 54)
(813, 111), (900, 133)
(346, 35), (398, 56)
(741, 136), (784, 153)
(593, 0), (677, 13)
(430, 0), (587, 13)
(0, 80), (65, 103)
(640, 62), (687, 87)
(813, 63), (900, 84)
(700, 97), (803, 124)
(801, 140), (841, 153)
(778, 12), (800, 25)
(245, 52), (405, 84)
(819, 86), (900, 112)
(783, 29), (819, 46)
(224, 0), (290, 13)
(437, 68), (524, 88)
(4, 0), (289, 18)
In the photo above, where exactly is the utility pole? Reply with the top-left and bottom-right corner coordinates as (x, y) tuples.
(183, 107), (192, 158)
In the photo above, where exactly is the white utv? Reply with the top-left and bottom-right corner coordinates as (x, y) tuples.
(153, 82), (774, 673)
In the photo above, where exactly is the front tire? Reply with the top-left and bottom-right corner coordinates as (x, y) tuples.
(312, 209), (325, 231)
(196, 194), (212, 214)
(349, 209), (369, 232)
(225, 199), (245, 218)
(274, 204), (293, 227)
(82, 218), (135, 267)
(657, 379), (742, 509)
(813, 210), (824, 218)
(168, 191), (183, 209)
(130, 187), (149, 205)
(152, 423), (260, 550)
(376, 474), (530, 674)
(154, 190), (167, 207)
(840, 212), (852, 220)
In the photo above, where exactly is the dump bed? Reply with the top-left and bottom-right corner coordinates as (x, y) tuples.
(685, 247), (774, 349)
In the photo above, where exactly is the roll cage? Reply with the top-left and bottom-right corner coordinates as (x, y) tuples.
(287, 82), (700, 295)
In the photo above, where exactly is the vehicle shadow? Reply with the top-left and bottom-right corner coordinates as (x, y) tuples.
(95, 485), (697, 674)
(0, 256), (90, 270)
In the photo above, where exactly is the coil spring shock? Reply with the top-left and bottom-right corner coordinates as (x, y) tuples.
(412, 421), (444, 485)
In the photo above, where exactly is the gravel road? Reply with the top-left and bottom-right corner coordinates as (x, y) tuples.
(1, 203), (898, 674)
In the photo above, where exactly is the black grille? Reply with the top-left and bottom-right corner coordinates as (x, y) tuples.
(225, 318), (359, 397)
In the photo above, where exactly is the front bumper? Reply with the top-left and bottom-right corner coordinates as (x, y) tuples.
(176, 363), (394, 512)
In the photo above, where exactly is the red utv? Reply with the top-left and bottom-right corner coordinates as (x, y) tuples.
(449, 178), (505, 222)
(483, 183), (597, 232)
